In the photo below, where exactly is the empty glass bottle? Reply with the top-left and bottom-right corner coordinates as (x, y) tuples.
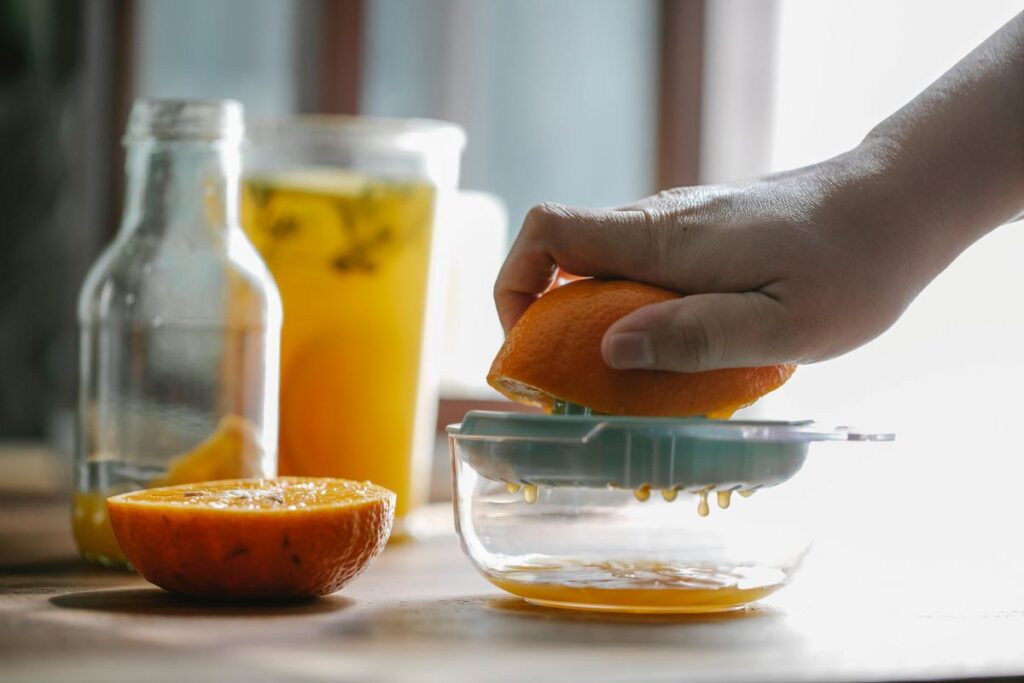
(74, 99), (282, 567)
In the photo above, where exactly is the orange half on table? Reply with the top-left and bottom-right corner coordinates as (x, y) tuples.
(108, 477), (395, 599)
(488, 279), (795, 418)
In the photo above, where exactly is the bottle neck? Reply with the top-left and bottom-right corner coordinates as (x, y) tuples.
(119, 139), (242, 241)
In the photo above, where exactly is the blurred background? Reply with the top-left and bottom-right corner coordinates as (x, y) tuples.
(3, 0), (1024, 554)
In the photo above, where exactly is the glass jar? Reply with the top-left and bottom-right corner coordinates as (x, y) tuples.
(74, 100), (282, 567)
(241, 117), (464, 534)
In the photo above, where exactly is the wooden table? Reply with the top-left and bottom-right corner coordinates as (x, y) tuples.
(3, 443), (1024, 683)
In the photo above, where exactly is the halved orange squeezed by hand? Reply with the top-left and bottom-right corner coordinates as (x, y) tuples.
(488, 279), (795, 418)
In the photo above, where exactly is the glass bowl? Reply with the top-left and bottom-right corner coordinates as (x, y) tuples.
(448, 411), (892, 614)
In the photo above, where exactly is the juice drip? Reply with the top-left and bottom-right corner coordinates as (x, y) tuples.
(488, 560), (788, 614)
(697, 489), (710, 517)
(522, 484), (539, 504)
(506, 481), (761, 516)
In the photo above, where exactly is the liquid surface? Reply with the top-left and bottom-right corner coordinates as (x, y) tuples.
(488, 561), (788, 613)
(242, 170), (436, 519)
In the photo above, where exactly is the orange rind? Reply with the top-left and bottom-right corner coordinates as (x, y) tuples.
(488, 279), (795, 418)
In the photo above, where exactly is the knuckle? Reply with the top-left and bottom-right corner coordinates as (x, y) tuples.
(523, 202), (571, 247)
(530, 201), (567, 222)
(523, 203), (555, 234)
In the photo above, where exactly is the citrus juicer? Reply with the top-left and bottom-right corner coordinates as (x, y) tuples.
(448, 410), (894, 614)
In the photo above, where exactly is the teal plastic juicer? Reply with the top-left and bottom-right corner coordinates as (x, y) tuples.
(448, 411), (893, 614)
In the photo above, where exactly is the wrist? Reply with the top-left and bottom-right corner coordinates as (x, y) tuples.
(814, 138), (953, 289)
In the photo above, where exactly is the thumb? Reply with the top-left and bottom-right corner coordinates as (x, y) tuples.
(601, 292), (795, 372)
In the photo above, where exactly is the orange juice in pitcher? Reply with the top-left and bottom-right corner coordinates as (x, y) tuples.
(242, 118), (465, 526)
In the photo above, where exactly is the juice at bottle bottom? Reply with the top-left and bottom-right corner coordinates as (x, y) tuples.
(242, 170), (438, 522)
(72, 490), (129, 567)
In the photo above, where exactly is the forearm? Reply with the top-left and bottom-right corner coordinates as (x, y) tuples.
(863, 11), (1024, 259)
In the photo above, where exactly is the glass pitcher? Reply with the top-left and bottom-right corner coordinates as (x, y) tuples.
(241, 117), (464, 533)
(74, 99), (282, 567)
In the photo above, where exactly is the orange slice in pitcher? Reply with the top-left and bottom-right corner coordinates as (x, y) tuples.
(151, 416), (264, 487)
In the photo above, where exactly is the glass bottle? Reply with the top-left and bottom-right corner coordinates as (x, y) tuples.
(74, 100), (282, 567)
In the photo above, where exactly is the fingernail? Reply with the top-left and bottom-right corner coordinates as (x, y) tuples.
(604, 332), (655, 369)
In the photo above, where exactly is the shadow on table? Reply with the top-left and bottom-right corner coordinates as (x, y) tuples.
(50, 588), (354, 617)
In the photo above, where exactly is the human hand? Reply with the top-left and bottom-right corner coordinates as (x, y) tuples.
(495, 12), (1024, 373)
(494, 142), (954, 372)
